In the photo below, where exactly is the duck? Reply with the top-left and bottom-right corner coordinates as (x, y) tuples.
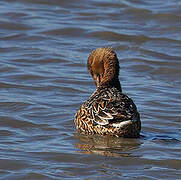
(74, 47), (141, 138)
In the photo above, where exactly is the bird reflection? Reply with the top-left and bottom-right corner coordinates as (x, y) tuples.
(74, 133), (142, 157)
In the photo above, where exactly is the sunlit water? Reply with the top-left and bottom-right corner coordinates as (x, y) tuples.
(0, 0), (181, 179)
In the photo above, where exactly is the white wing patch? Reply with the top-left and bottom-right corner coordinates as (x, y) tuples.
(112, 120), (132, 128)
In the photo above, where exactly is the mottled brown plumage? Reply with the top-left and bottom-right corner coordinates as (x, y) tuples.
(74, 47), (141, 137)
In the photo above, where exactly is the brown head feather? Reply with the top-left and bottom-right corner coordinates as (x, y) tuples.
(87, 47), (122, 91)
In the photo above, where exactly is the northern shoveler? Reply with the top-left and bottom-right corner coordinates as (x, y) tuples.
(74, 47), (141, 137)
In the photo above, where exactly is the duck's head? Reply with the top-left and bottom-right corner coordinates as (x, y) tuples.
(87, 47), (121, 91)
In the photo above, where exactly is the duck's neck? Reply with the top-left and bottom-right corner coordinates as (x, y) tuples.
(99, 77), (122, 92)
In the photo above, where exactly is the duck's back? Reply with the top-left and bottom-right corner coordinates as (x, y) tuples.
(75, 87), (141, 137)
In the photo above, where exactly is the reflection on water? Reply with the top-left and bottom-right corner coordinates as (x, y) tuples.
(74, 134), (142, 157)
(0, 0), (181, 179)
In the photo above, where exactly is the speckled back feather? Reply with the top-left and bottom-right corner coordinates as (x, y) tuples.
(75, 87), (141, 137)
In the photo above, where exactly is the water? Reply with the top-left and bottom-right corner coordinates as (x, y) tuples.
(0, 0), (181, 179)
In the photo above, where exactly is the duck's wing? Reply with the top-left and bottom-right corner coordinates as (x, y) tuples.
(89, 97), (115, 125)
(88, 88), (139, 126)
